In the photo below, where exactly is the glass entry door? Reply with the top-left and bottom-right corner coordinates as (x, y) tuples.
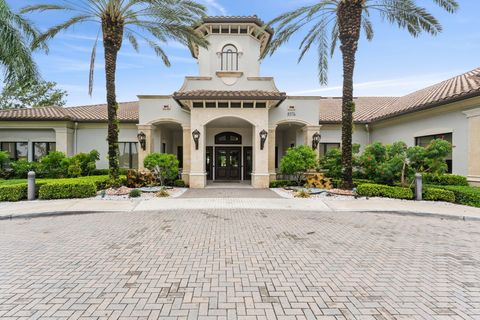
(215, 147), (241, 180)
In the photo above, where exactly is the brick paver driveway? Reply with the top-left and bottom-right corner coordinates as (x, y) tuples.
(1, 209), (480, 320)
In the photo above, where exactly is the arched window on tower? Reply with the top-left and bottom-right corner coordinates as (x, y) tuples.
(221, 44), (238, 71)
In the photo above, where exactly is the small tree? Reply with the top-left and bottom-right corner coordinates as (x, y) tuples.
(0, 80), (67, 109)
(320, 144), (361, 179)
(408, 139), (451, 175)
(279, 145), (317, 186)
(143, 153), (179, 186)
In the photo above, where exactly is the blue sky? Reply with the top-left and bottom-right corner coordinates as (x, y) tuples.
(8, 0), (480, 106)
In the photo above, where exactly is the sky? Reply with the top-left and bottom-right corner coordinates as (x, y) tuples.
(7, 0), (480, 106)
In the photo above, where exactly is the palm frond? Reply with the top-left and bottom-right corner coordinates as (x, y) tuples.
(33, 15), (93, 49)
(0, 0), (40, 85)
(370, 0), (443, 36)
(88, 32), (99, 96)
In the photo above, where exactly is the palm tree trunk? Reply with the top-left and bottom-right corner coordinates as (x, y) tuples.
(337, 1), (363, 190)
(102, 15), (124, 181)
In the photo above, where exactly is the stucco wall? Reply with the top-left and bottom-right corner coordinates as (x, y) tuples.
(76, 123), (138, 169)
(319, 124), (370, 151)
(138, 97), (190, 126)
(270, 97), (320, 127)
(198, 34), (261, 78)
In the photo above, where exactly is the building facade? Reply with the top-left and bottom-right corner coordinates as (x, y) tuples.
(1, 16), (480, 187)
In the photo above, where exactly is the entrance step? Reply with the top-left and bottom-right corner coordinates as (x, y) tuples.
(179, 188), (281, 198)
(206, 181), (252, 189)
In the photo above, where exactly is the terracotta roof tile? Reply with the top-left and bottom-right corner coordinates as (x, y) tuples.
(0, 107), (69, 121)
(67, 101), (138, 122)
(319, 97), (399, 123)
(173, 90), (286, 100)
(370, 67), (480, 121)
(0, 102), (139, 122)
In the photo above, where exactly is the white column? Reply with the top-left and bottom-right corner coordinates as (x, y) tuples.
(54, 126), (74, 157)
(463, 108), (480, 186)
(251, 125), (270, 188)
(189, 125), (207, 188)
(137, 124), (153, 170)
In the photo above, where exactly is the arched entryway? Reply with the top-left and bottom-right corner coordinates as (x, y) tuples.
(205, 116), (254, 183)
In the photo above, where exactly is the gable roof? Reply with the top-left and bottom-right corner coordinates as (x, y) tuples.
(370, 67), (480, 121)
(0, 102), (138, 123)
(319, 67), (480, 123)
(173, 90), (286, 100)
(319, 97), (399, 123)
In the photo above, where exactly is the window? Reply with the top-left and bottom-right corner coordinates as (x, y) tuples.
(215, 132), (242, 145)
(32, 142), (56, 161)
(319, 143), (341, 158)
(221, 44), (238, 71)
(0, 142), (28, 161)
(415, 132), (453, 173)
(119, 142), (139, 169)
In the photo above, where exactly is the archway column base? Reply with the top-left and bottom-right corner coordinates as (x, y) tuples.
(189, 172), (207, 188)
(252, 173), (270, 188)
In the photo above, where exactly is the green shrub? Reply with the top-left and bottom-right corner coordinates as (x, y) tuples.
(0, 184), (28, 201)
(331, 178), (375, 189)
(155, 188), (169, 197)
(129, 189), (142, 198)
(423, 187), (455, 203)
(91, 168), (128, 176)
(423, 173), (468, 186)
(10, 160), (39, 178)
(435, 185), (480, 208)
(269, 180), (297, 188)
(60, 150), (100, 177)
(38, 151), (68, 178)
(319, 144), (361, 179)
(295, 190), (310, 198)
(143, 153), (179, 185)
(280, 145), (318, 185)
(356, 183), (414, 200)
(39, 181), (97, 200)
(174, 179), (186, 187)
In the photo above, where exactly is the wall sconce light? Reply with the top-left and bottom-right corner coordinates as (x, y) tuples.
(137, 131), (146, 151)
(192, 129), (200, 150)
(259, 129), (268, 150)
(312, 132), (321, 150)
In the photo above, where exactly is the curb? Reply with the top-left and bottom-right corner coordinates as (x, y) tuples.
(0, 210), (118, 221)
(1, 208), (479, 222)
(355, 210), (480, 222)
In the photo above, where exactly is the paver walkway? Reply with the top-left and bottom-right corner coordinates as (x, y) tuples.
(1, 209), (480, 319)
(180, 188), (281, 199)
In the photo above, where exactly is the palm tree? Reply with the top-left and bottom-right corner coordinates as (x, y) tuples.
(22, 0), (208, 181)
(265, 0), (458, 189)
(0, 0), (44, 86)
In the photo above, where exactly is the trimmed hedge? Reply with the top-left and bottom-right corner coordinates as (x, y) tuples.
(173, 179), (186, 187)
(435, 185), (480, 208)
(332, 178), (376, 188)
(0, 184), (28, 202)
(423, 187), (455, 203)
(356, 183), (414, 200)
(91, 168), (128, 176)
(0, 182), (48, 202)
(39, 181), (97, 200)
(423, 173), (468, 186)
(269, 180), (298, 188)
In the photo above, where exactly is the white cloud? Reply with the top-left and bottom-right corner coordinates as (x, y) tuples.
(287, 70), (464, 96)
(198, 0), (227, 15)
